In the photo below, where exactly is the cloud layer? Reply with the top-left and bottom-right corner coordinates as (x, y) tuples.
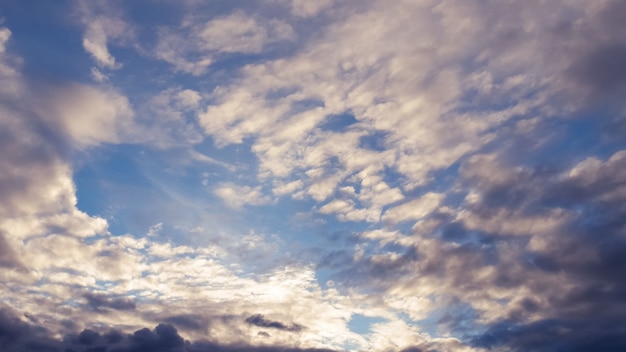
(0, 0), (625, 351)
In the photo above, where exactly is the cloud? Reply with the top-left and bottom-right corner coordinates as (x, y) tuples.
(245, 314), (303, 332)
(0, 307), (341, 352)
(83, 292), (137, 312)
(155, 10), (295, 75)
(199, 11), (295, 54)
(289, 0), (334, 18)
(0, 231), (20, 269)
(0, 27), (21, 96)
(214, 183), (273, 208)
(36, 83), (135, 148)
(382, 193), (445, 225)
(3, 1), (626, 351)
(474, 319), (626, 352)
(78, 1), (131, 69)
(82, 19), (121, 68)
(333, 148), (626, 350)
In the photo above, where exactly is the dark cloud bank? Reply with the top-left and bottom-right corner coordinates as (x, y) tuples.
(0, 307), (336, 352)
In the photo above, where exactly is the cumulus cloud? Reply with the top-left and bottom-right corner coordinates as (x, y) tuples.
(37, 84), (135, 148)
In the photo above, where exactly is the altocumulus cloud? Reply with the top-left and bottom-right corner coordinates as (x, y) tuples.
(0, 0), (626, 351)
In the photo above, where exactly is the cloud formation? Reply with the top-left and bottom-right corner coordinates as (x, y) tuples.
(1, 0), (626, 351)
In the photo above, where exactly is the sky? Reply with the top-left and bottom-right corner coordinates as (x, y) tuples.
(1, 0), (626, 351)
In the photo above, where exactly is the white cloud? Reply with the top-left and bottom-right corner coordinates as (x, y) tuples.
(0, 28), (21, 96)
(155, 11), (295, 75)
(82, 20), (118, 68)
(90, 66), (109, 82)
(199, 11), (294, 53)
(175, 89), (202, 108)
(77, 0), (132, 69)
(39, 84), (135, 148)
(191, 0), (615, 222)
(214, 183), (273, 208)
(272, 179), (304, 196)
(382, 192), (445, 225)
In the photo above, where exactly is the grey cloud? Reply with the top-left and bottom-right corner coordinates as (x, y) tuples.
(77, 329), (100, 345)
(457, 153), (626, 349)
(0, 307), (63, 352)
(323, 148), (626, 351)
(245, 314), (303, 332)
(0, 231), (21, 269)
(570, 44), (626, 99)
(83, 292), (137, 312)
(474, 319), (626, 352)
(163, 315), (208, 332)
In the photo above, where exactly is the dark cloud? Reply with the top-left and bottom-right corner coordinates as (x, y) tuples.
(104, 329), (124, 344)
(163, 315), (208, 332)
(0, 307), (62, 352)
(400, 348), (423, 352)
(474, 318), (626, 352)
(456, 153), (626, 350)
(571, 45), (626, 98)
(326, 149), (626, 351)
(83, 292), (137, 312)
(77, 329), (100, 345)
(245, 314), (303, 332)
(0, 307), (337, 352)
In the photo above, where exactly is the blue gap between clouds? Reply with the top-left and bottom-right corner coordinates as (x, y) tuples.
(74, 145), (154, 236)
(348, 314), (387, 335)
(359, 130), (388, 151)
(318, 111), (358, 132)
(1, 0), (91, 82)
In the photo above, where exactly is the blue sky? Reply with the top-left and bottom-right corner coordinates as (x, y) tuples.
(1, 1), (626, 351)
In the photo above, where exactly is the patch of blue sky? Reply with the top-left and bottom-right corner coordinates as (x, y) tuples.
(124, 0), (187, 27)
(541, 111), (623, 164)
(73, 145), (149, 225)
(348, 314), (388, 335)
(195, 137), (258, 174)
(74, 144), (221, 239)
(318, 111), (358, 132)
(358, 130), (388, 151)
(1, 0), (90, 81)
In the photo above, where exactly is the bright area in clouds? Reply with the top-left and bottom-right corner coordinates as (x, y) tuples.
(1, 0), (626, 351)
